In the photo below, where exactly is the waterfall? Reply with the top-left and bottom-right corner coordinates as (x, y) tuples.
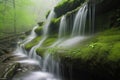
(89, 2), (95, 34)
(13, 25), (38, 57)
(23, 25), (38, 45)
(71, 3), (88, 36)
(58, 15), (67, 39)
(43, 9), (56, 36)
(41, 15), (68, 79)
(42, 53), (61, 78)
(13, 9), (60, 80)
(13, 1), (96, 80)
(41, 4), (89, 77)
(28, 9), (56, 62)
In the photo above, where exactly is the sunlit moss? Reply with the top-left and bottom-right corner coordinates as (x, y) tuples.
(50, 28), (120, 63)
(25, 36), (42, 51)
(35, 26), (43, 35)
(42, 37), (57, 47)
(107, 42), (120, 62)
(36, 48), (47, 57)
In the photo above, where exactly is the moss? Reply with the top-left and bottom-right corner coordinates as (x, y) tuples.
(46, 10), (50, 19)
(37, 22), (44, 26)
(35, 26), (43, 35)
(54, 0), (86, 17)
(25, 36), (42, 51)
(107, 42), (120, 62)
(42, 37), (57, 47)
(50, 28), (120, 63)
(36, 37), (57, 57)
(49, 18), (61, 35)
(36, 48), (47, 57)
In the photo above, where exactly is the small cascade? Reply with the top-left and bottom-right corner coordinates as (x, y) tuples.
(42, 53), (61, 78)
(29, 37), (47, 63)
(43, 9), (56, 36)
(13, 1), (97, 80)
(28, 9), (56, 62)
(23, 25), (38, 45)
(58, 15), (67, 39)
(14, 25), (38, 57)
(71, 3), (88, 36)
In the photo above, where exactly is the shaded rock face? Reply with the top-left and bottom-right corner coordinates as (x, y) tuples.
(95, 0), (120, 15)
(60, 58), (120, 80)
(0, 63), (19, 80)
(47, 0), (120, 36)
(54, 0), (86, 18)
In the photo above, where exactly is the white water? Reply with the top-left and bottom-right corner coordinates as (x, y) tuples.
(13, 71), (60, 80)
(43, 9), (56, 36)
(23, 26), (38, 45)
(41, 4), (89, 78)
(13, 9), (60, 80)
(28, 9), (56, 62)
(58, 36), (86, 48)
(13, 25), (38, 58)
(13, 2), (95, 80)
(58, 15), (67, 39)
(71, 3), (88, 36)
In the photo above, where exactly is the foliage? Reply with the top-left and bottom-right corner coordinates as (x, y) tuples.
(0, 0), (36, 33)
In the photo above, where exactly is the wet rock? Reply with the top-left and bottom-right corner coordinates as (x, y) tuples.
(0, 63), (19, 80)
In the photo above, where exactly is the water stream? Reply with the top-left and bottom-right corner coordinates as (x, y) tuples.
(12, 2), (93, 80)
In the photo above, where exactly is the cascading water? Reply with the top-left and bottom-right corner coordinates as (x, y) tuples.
(71, 3), (88, 36)
(58, 15), (67, 39)
(13, 25), (38, 57)
(41, 15), (68, 79)
(13, 9), (61, 80)
(23, 26), (38, 45)
(13, 1), (95, 80)
(28, 9), (56, 62)
(43, 9), (56, 36)
(41, 3), (89, 78)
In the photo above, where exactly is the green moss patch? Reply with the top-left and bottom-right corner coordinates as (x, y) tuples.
(36, 48), (47, 57)
(42, 37), (57, 47)
(25, 36), (42, 51)
(49, 18), (61, 35)
(35, 26), (43, 35)
(49, 28), (120, 63)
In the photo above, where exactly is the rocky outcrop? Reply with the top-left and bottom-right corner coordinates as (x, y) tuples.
(0, 63), (19, 80)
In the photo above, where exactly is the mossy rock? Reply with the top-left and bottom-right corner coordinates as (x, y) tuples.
(48, 27), (120, 80)
(37, 22), (44, 26)
(54, 0), (85, 17)
(42, 37), (57, 47)
(36, 37), (57, 57)
(52, 28), (120, 62)
(49, 18), (61, 35)
(25, 36), (42, 51)
(36, 48), (47, 57)
(35, 26), (43, 35)
(46, 10), (50, 19)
